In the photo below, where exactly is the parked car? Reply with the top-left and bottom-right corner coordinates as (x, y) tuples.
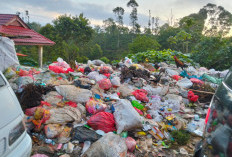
(194, 68), (232, 157)
(0, 71), (32, 157)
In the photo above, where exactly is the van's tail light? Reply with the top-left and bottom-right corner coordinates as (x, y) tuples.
(9, 121), (25, 145)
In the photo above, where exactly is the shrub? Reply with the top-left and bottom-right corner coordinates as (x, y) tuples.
(171, 130), (190, 145)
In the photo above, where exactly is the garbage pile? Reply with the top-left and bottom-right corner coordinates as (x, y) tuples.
(4, 57), (229, 157)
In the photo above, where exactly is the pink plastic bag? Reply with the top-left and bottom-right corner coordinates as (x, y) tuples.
(126, 137), (136, 152)
(134, 107), (143, 116)
(19, 69), (29, 76)
(190, 78), (204, 85)
(132, 89), (149, 102)
(98, 79), (112, 90)
(87, 112), (116, 133)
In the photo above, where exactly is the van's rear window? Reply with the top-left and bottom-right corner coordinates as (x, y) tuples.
(0, 75), (6, 87)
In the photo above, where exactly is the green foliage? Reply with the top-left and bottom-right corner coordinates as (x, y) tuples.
(90, 44), (103, 59)
(129, 35), (160, 53)
(18, 57), (38, 67)
(128, 49), (193, 64)
(77, 56), (89, 63)
(192, 36), (232, 70)
(111, 60), (120, 66)
(100, 57), (110, 64)
(171, 130), (190, 145)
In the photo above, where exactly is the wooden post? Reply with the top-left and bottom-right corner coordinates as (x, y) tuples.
(38, 45), (43, 68)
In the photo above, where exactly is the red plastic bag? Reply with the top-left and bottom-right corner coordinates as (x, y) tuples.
(100, 66), (110, 74)
(25, 107), (37, 116)
(98, 79), (112, 90)
(49, 65), (65, 73)
(65, 101), (77, 108)
(40, 101), (52, 107)
(126, 137), (136, 152)
(103, 73), (111, 78)
(65, 68), (74, 73)
(132, 89), (149, 102)
(19, 69), (29, 76)
(172, 75), (182, 81)
(87, 112), (116, 133)
(187, 91), (199, 103)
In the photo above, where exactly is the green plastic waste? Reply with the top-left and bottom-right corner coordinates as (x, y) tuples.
(120, 131), (128, 138)
(131, 100), (144, 110)
(202, 74), (222, 84)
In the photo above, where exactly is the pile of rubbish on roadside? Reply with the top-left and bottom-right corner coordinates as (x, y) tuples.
(3, 57), (229, 157)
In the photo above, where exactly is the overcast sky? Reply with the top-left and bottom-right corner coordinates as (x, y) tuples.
(1, 0), (232, 28)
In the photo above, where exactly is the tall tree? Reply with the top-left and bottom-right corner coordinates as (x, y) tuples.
(127, 0), (139, 35)
(113, 7), (125, 48)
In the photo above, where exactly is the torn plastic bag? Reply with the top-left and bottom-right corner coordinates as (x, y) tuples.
(118, 84), (133, 97)
(114, 99), (143, 134)
(55, 85), (92, 103)
(83, 132), (127, 157)
(87, 112), (116, 133)
(71, 126), (102, 143)
(45, 106), (82, 124)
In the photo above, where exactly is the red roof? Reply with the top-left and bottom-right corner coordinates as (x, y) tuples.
(0, 25), (55, 45)
(0, 14), (55, 45)
(0, 14), (17, 25)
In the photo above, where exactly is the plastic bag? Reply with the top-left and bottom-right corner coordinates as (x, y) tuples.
(132, 89), (149, 102)
(190, 78), (204, 85)
(98, 79), (112, 90)
(131, 100), (144, 110)
(44, 124), (64, 139)
(83, 132), (127, 157)
(166, 69), (179, 76)
(114, 99), (143, 134)
(4, 67), (16, 79)
(71, 126), (102, 142)
(25, 107), (37, 116)
(87, 112), (116, 133)
(45, 106), (82, 124)
(111, 77), (121, 87)
(134, 107), (143, 115)
(56, 57), (70, 69)
(55, 85), (92, 103)
(176, 78), (193, 88)
(87, 71), (106, 82)
(43, 91), (62, 106)
(118, 85), (133, 97)
(99, 66), (112, 74)
(85, 98), (107, 114)
(126, 137), (136, 152)
(172, 75), (182, 81)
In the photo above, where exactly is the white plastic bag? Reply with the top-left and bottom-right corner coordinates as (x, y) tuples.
(111, 77), (121, 87)
(176, 78), (193, 88)
(114, 99), (143, 134)
(55, 85), (92, 103)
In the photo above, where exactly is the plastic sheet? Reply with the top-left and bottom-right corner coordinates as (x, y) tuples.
(0, 37), (19, 72)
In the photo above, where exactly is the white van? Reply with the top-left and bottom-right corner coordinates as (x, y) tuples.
(0, 71), (32, 157)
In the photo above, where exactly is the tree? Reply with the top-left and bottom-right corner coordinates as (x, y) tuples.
(28, 22), (41, 32)
(53, 14), (93, 46)
(129, 35), (160, 53)
(113, 7), (125, 48)
(90, 44), (103, 60)
(127, 0), (139, 34)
